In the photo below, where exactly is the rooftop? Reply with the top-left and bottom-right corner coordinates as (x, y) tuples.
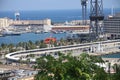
(115, 13), (120, 17)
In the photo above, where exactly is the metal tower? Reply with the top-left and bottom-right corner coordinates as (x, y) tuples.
(81, 0), (88, 25)
(89, 0), (104, 40)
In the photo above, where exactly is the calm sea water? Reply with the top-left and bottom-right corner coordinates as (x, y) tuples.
(0, 9), (120, 44)
(0, 33), (67, 44)
(0, 9), (83, 22)
(0, 9), (120, 22)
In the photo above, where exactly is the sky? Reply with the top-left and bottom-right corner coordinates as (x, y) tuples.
(0, 0), (120, 11)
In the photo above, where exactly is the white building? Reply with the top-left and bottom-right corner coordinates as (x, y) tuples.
(0, 18), (12, 28)
(43, 25), (52, 32)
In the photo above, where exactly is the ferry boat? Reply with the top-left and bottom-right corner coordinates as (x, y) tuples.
(1, 29), (21, 36)
(0, 34), (3, 37)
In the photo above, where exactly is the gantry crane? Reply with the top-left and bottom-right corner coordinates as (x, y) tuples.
(81, 0), (88, 25)
(81, 0), (104, 40)
(89, 0), (104, 40)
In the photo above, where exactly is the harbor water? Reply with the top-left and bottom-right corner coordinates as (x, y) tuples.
(0, 32), (68, 44)
(102, 53), (120, 58)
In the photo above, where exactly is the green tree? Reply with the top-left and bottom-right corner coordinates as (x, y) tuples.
(35, 53), (107, 80)
(112, 64), (120, 80)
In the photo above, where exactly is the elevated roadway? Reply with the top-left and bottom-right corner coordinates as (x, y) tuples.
(5, 40), (120, 62)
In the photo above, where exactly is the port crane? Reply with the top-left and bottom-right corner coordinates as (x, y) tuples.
(81, 0), (104, 40)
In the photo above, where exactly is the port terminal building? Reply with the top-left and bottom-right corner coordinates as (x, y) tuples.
(52, 25), (89, 32)
(52, 20), (90, 32)
(104, 13), (120, 39)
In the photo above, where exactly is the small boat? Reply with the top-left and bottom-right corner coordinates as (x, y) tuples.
(51, 30), (58, 34)
(35, 31), (44, 34)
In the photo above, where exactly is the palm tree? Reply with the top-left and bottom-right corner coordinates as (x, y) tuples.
(29, 54), (35, 58)
(17, 42), (23, 47)
(108, 62), (111, 74)
(8, 43), (15, 52)
(26, 58), (31, 67)
(60, 38), (65, 46)
(18, 57), (23, 66)
(28, 40), (33, 45)
(39, 40), (47, 48)
(1, 43), (7, 49)
(35, 40), (40, 46)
